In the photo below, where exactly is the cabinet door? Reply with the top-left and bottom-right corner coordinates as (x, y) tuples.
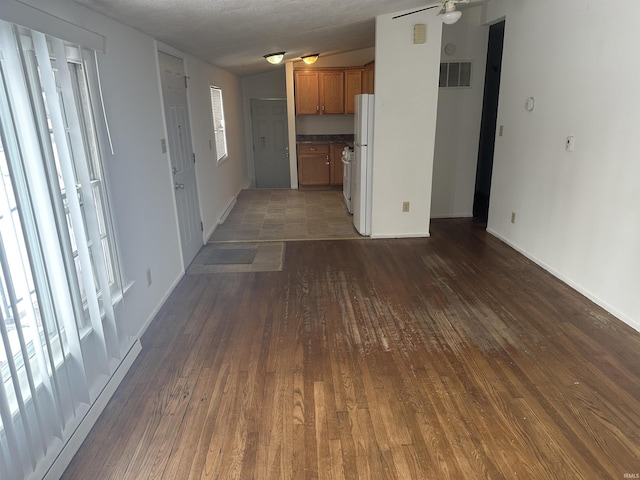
(344, 70), (362, 114)
(362, 61), (375, 94)
(330, 144), (346, 186)
(299, 154), (331, 185)
(295, 71), (319, 115)
(320, 71), (344, 114)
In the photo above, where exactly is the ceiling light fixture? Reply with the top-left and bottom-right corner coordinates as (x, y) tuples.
(441, 2), (462, 25)
(264, 52), (285, 64)
(301, 54), (319, 65)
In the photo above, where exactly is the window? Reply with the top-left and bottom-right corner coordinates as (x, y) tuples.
(439, 61), (473, 88)
(209, 85), (227, 162)
(0, 20), (128, 479)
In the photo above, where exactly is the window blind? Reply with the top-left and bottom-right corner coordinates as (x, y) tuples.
(0, 20), (130, 480)
(209, 86), (227, 162)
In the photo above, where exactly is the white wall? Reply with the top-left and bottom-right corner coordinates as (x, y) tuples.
(372, 9), (442, 237)
(484, 0), (640, 331)
(8, 0), (248, 338)
(431, 7), (488, 218)
(187, 56), (249, 239)
(241, 68), (286, 187)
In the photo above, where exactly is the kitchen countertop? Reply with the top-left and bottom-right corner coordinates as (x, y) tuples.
(296, 134), (354, 147)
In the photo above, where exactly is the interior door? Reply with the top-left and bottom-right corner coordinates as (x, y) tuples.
(158, 51), (202, 267)
(473, 21), (505, 223)
(251, 99), (290, 188)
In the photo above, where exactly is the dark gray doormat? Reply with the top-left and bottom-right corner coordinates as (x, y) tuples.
(204, 247), (257, 265)
(188, 242), (285, 274)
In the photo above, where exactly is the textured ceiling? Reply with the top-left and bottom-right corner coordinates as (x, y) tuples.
(72, 0), (448, 76)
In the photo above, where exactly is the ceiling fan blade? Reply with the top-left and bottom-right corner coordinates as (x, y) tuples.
(392, 4), (441, 19)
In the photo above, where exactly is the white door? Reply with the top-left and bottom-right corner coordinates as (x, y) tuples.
(159, 52), (202, 267)
(251, 99), (290, 188)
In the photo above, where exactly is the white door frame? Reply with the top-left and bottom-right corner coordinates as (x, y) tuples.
(156, 45), (203, 270)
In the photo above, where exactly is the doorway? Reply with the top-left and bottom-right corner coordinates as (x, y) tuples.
(251, 99), (290, 188)
(473, 20), (505, 223)
(158, 51), (202, 267)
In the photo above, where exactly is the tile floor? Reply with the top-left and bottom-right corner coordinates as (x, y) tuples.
(209, 189), (362, 243)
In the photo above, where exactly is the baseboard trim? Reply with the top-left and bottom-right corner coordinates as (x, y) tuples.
(487, 228), (640, 334)
(371, 232), (431, 239)
(219, 196), (237, 224)
(43, 340), (142, 480)
(430, 213), (473, 219)
(137, 272), (183, 339)
(205, 194), (239, 242)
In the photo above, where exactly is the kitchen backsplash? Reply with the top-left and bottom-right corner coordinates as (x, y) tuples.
(296, 114), (354, 135)
(296, 134), (354, 144)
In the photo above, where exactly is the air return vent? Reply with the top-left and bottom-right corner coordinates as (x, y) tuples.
(439, 61), (472, 88)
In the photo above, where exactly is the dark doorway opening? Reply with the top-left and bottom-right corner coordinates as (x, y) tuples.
(473, 20), (505, 223)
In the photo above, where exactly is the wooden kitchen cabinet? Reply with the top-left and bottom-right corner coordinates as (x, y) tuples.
(344, 69), (362, 114)
(298, 144), (331, 186)
(362, 61), (375, 94)
(294, 70), (344, 115)
(320, 71), (344, 114)
(330, 144), (346, 186)
(294, 71), (320, 114)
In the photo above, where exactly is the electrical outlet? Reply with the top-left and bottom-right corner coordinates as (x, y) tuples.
(402, 201), (410, 212)
(511, 212), (516, 224)
(146, 268), (152, 287)
(565, 135), (575, 152)
(499, 125), (504, 137)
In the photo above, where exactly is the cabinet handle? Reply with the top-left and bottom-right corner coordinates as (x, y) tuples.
(310, 148), (316, 151)
(322, 105), (325, 112)
(316, 105), (319, 112)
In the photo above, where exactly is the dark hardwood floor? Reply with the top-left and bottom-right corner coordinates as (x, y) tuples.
(62, 219), (640, 479)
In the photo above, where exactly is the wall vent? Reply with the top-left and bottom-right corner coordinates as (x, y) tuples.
(439, 61), (472, 88)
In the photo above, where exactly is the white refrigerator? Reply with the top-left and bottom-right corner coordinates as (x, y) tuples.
(352, 94), (374, 236)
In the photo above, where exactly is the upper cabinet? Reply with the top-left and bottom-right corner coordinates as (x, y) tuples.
(294, 71), (320, 115)
(362, 61), (375, 95)
(295, 70), (344, 115)
(295, 67), (366, 115)
(321, 70), (345, 114)
(344, 69), (363, 114)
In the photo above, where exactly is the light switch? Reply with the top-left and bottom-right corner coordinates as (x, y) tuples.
(413, 24), (426, 44)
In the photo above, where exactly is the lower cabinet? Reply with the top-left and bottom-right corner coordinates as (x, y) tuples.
(330, 143), (346, 186)
(298, 143), (346, 186)
(298, 144), (330, 186)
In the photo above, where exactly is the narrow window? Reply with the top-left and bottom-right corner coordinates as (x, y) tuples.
(209, 86), (227, 162)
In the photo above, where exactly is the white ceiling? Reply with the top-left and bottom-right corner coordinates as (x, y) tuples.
(72, 0), (446, 76)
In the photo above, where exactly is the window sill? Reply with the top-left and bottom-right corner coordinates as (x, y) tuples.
(216, 154), (230, 166)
